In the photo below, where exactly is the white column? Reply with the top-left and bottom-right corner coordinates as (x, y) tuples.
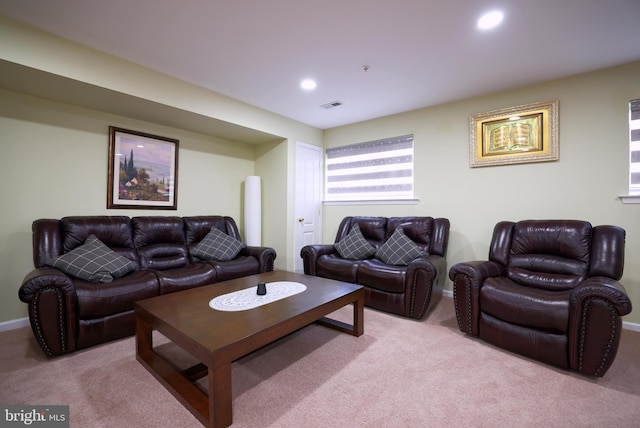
(244, 176), (261, 246)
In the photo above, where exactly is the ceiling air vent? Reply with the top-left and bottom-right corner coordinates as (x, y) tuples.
(320, 100), (343, 109)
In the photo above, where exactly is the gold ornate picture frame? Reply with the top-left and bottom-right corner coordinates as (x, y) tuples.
(470, 100), (559, 167)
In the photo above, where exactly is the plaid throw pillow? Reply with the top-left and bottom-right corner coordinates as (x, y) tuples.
(46, 234), (136, 283)
(192, 227), (245, 262)
(334, 223), (376, 260)
(375, 227), (424, 265)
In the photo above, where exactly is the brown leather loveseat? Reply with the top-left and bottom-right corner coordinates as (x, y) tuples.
(19, 215), (276, 357)
(449, 219), (632, 377)
(301, 216), (450, 319)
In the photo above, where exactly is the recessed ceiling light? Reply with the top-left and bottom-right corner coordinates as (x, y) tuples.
(477, 11), (504, 30)
(300, 79), (317, 90)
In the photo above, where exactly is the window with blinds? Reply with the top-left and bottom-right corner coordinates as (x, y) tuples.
(630, 99), (640, 193)
(325, 134), (414, 202)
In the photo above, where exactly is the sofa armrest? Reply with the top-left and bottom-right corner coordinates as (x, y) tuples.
(570, 276), (632, 316)
(241, 246), (277, 272)
(403, 254), (447, 319)
(19, 268), (78, 356)
(448, 260), (505, 335)
(300, 244), (338, 276)
(568, 277), (632, 376)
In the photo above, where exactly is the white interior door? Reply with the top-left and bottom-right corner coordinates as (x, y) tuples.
(294, 142), (322, 272)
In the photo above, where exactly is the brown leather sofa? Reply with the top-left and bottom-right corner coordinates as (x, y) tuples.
(301, 216), (450, 319)
(19, 215), (276, 357)
(449, 219), (632, 377)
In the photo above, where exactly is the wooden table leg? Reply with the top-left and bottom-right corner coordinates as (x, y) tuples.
(209, 363), (232, 427)
(353, 291), (364, 337)
(136, 314), (153, 357)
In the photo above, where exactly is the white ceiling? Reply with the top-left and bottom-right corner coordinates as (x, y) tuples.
(1, 0), (639, 130)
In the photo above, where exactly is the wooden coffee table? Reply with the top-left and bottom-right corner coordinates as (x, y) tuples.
(134, 270), (364, 427)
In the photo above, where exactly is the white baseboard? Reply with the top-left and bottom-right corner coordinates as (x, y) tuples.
(623, 321), (640, 332)
(0, 317), (29, 332)
(441, 289), (640, 332)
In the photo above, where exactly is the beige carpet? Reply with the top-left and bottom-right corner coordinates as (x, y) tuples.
(1, 297), (639, 427)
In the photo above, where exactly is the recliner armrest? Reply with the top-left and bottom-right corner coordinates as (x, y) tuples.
(241, 246), (277, 273)
(300, 244), (338, 276)
(407, 254), (445, 281)
(19, 267), (76, 303)
(570, 276), (632, 316)
(448, 260), (505, 283)
(18, 267), (78, 356)
(568, 276), (632, 376)
(448, 260), (505, 335)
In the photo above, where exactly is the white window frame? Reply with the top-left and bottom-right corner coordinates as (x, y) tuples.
(621, 99), (640, 204)
(324, 135), (418, 205)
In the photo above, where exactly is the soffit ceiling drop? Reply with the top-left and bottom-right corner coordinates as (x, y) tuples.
(0, 0), (639, 129)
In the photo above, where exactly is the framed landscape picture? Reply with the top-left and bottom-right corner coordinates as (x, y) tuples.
(469, 100), (559, 167)
(107, 126), (179, 209)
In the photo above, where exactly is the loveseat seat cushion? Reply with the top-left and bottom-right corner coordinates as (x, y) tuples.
(76, 270), (159, 318)
(357, 259), (407, 293)
(480, 276), (570, 334)
(316, 254), (360, 283)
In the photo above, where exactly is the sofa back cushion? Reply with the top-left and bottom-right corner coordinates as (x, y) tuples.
(59, 216), (138, 268)
(387, 217), (433, 253)
(133, 216), (189, 270)
(506, 220), (592, 291)
(335, 217), (387, 246)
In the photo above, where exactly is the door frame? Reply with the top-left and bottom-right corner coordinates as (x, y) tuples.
(294, 141), (323, 272)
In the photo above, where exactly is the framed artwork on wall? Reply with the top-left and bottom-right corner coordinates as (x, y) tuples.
(469, 100), (559, 167)
(107, 126), (179, 209)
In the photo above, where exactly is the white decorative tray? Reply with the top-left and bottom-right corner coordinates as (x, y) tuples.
(208, 281), (307, 311)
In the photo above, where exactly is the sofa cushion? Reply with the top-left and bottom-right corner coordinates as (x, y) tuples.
(192, 227), (245, 261)
(46, 234), (136, 283)
(334, 224), (376, 260)
(481, 276), (570, 334)
(209, 256), (261, 282)
(358, 259), (407, 293)
(76, 270), (160, 317)
(317, 254), (361, 283)
(375, 227), (423, 265)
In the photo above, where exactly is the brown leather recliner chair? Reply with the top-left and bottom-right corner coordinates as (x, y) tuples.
(449, 220), (632, 377)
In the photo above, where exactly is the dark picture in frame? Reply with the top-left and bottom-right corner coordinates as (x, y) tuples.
(107, 126), (179, 209)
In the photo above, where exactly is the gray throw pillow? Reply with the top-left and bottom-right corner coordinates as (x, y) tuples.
(375, 227), (424, 265)
(192, 227), (245, 262)
(334, 223), (376, 260)
(46, 234), (136, 283)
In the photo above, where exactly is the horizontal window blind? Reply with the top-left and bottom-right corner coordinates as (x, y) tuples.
(325, 134), (414, 201)
(630, 99), (640, 192)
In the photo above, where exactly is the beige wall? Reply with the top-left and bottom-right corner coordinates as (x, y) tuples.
(324, 61), (640, 325)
